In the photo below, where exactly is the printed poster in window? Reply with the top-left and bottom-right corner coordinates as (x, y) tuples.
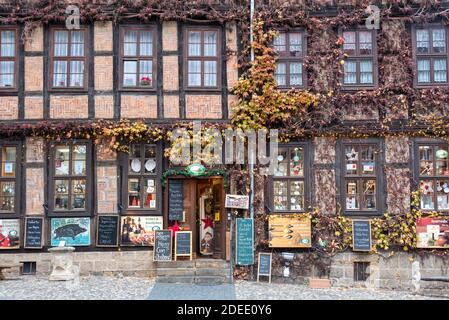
(268, 214), (311, 248)
(416, 217), (449, 248)
(0, 219), (20, 249)
(50, 217), (90, 247)
(120, 216), (163, 246)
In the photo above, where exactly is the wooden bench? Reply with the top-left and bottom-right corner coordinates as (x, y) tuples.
(0, 263), (22, 280)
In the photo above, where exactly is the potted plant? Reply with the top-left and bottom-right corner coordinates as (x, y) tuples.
(140, 76), (151, 86)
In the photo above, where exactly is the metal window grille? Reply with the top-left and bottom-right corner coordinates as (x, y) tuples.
(353, 262), (370, 282)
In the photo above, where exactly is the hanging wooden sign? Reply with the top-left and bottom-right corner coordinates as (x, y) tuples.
(352, 220), (372, 252)
(96, 215), (119, 247)
(257, 252), (272, 283)
(24, 217), (44, 249)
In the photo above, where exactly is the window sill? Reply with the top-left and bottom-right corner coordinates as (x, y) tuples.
(119, 87), (157, 92)
(340, 85), (377, 92)
(415, 83), (449, 89)
(343, 210), (381, 216)
(184, 87), (222, 93)
(48, 88), (88, 94)
(121, 210), (161, 215)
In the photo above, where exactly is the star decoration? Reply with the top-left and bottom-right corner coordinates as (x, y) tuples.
(201, 217), (214, 229)
(168, 221), (180, 237)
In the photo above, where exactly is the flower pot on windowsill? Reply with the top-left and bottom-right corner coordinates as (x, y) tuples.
(140, 77), (152, 86)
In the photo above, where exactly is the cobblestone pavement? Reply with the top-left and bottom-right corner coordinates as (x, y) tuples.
(0, 276), (446, 300)
(148, 283), (236, 300)
(0, 276), (154, 300)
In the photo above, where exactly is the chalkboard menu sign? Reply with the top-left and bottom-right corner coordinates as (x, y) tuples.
(169, 180), (184, 221)
(154, 230), (172, 261)
(175, 231), (192, 260)
(236, 218), (254, 265)
(96, 215), (119, 247)
(352, 220), (372, 252)
(24, 217), (43, 249)
(257, 253), (272, 283)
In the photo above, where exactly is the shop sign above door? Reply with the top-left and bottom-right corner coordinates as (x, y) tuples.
(186, 163), (206, 176)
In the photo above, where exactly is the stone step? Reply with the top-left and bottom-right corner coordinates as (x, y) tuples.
(195, 260), (230, 269)
(194, 276), (231, 285)
(195, 268), (230, 277)
(156, 276), (195, 284)
(155, 261), (196, 268)
(156, 268), (196, 277)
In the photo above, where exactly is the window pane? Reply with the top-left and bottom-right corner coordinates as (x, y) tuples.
(144, 146), (156, 173)
(289, 63), (302, 86)
(53, 61), (67, 87)
(274, 149), (288, 176)
(417, 29), (429, 53)
(188, 31), (201, 56)
(0, 181), (14, 211)
(433, 29), (446, 53)
(204, 31), (217, 57)
(345, 146), (358, 174)
(274, 33), (286, 52)
(436, 146), (449, 176)
(54, 31), (68, 56)
(275, 62), (286, 86)
(346, 180), (358, 209)
(417, 59), (430, 83)
(362, 180), (376, 209)
(128, 178), (141, 208)
(360, 60), (373, 84)
(123, 61), (137, 86)
(343, 31), (356, 55)
(72, 179), (86, 209)
(188, 60), (201, 86)
(129, 145), (142, 173)
(344, 60), (357, 84)
(140, 31), (152, 56)
(289, 33), (302, 53)
(290, 181), (304, 211)
(434, 59), (447, 83)
(139, 60), (152, 86)
(359, 31), (373, 55)
(55, 146), (70, 175)
(1, 147), (15, 177)
(361, 145), (375, 174)
(0, 61), (14, 87)
(72, 144), (87, 175)
(273, 181), (287, 211)
(124, 31), (137, 56)
(143, 178), (156, 209)
(70, 61), (84, 87)
(419, 146), (434, 176)
(420, 180), (435, 210)
(1, 30), (15, 57)
(290, 147), (303, 176)
(70, 31), (84, 56)
(204, 61), (217, 86)
(437, 180), (449, 210)
(55, 180), (69, 210)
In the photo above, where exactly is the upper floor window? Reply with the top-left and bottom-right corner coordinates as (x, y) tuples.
(123, 144), (160, 212)
(272, 145), (308, 212)
(414, 26), (448, 86)
(342, 140), (382, 215)
(185, 27), (220, 89)
(0, 145), (19, 215)
(50, 142), (92, 214)
(0, 28), (17, 89)
(50, 28), (88, 90)
(273, 31), (306, 88)
(418, 142), (449, 211)
(120, 26), (155, 89)
(342, 29), (377, 88)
